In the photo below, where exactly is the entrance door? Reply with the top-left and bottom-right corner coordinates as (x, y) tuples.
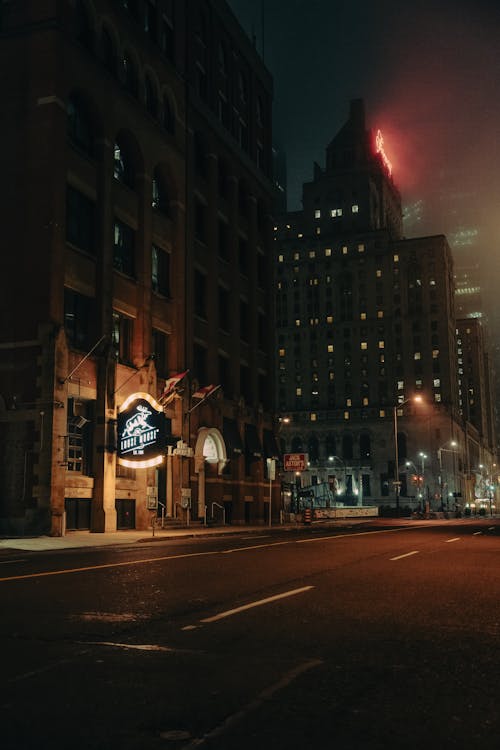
(65, 498), (91, 530)
(116, 499), (136, 529)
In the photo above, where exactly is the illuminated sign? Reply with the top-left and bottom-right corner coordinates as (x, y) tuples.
(117, 392), (166, 468)
(283, 453), (308, 472)
(375, 129), (392, 176)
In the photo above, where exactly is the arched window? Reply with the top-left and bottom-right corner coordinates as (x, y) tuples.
(326, 434), (336, 458)
(342, 434), (353, 461)
(102, 27), (116, 75)
(67, 94), (94, 157)
(308, 436), (319, 463)
(144, 75), (158, 118)
(114, 138), (134, 188)
(123, 52), (138, 98)
(152, 169), (169, 214)
(360, 434), (371, 460)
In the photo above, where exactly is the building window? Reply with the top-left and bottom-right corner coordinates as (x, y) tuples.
(64, 288), (94, 351)
(152, 245), (170, 297)
(144, 74), (158, 118)
(152, 329), (168, 377)
(331, 208), (343, 217)
(378, 341), (385, 349)
(152, 171), (169, 214)
(342, 245), (348, 255)
(66, 185), (95, 254)
(240, 300), (249, 341)
(114, 219), (135, 276)
(314, 209), (321, 219)
(114, 139), (134, 187)
(112, 311), (133, 364)
(67, 94), (94, 156)
(361, 342), (368, 350)
(122, 52), (139, 98)
(352, 204), (359, 213)
(358, 243), (365, 252)
(218, 286), (230, 331)
(194, 270), (207, 318)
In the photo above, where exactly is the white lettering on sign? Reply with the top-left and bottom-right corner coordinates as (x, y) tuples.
(284, 453), (308, 472)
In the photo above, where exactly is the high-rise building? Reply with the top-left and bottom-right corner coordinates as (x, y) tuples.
(0, 0), (277, 535)
(275, 100), (496, 512)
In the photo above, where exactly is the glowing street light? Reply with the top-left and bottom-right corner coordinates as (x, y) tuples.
(393, 395), (423, 515)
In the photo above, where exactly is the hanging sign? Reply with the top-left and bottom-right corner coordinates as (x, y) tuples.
(117, 392), (166, 468)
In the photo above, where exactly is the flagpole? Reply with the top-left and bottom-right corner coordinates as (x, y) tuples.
(185, 384), (221, 415)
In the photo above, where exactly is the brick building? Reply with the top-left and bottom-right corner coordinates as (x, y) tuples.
(0, 0), (278, 534)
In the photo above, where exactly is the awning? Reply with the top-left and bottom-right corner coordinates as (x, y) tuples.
(263, 429), (281, 459)
(244, 423), (262, 459)
(223, 418), (243, 455)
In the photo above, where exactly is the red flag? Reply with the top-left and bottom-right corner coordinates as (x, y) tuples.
(160, 370), (188, 403)
(192, 383), (220, 400)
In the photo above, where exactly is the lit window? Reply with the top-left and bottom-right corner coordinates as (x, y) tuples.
(360, 312), (367, 320)
(352, 205), (359, 213)
(327, 344), (334, 353)
(296, 387), (302, 396)
(414, 352), (421, 360)
(344, 411), (350, 420)
(379, 354), (385, 363)
(326, 315), (333, 323)
(358, 243), (365, 253)
(316, 227), (321, 235)
(430, 278), (436, 286)
(325, 247), (332, 257)
(361, 342), (368, 350)
(363, 397), (369, 406)
(342, 246), (348, 255)
(278, 254), (284, 262)
(295, 319), (301, 327)
(329, 371), (334, 380)
(433, 378), (441, 387)
(298, 233), (303, 239)
(310, 412), (317, 421)
(279, 348), (285, 357)
(346, 398), (352, 406)
(273, 226), (278, 231)
(393, 254), (399, 262)
(432, 349), (439, 358)
(376, 269), (382, 278)
(293, 252), (300, 260)
(397, 380), (404, 390)
(309, 250), (316, 258)
(314, 209), (321, 219)
(286, 224), (291, 229)
(379, 409), (386, 418)
(331, 208), (343, 217)
(377, 310), (384, 318)
(378, 341), (385, 349)
(434, 393), (442, 402)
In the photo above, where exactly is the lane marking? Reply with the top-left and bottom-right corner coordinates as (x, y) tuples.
(445, 538), (461, 543)
(222, 541), (289, 554)
(180, 658), (323, 749)
(390, 550), (420, 561)
(0, 558), (27, 565)
(84, 641), (199, 654)
(473, 531), (482, 536)
(0, 523), (467, 583)
(0, 549), (219, 583)
(200, 586), (314, 624)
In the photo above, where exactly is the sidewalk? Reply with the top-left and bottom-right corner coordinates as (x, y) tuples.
(0, 518), (374, 553)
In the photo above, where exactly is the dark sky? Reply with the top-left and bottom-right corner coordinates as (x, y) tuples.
(228, 0), (500, 296)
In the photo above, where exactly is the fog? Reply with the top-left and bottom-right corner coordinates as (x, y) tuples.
(229, 0), (500, 322)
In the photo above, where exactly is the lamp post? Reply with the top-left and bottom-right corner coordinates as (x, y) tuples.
(393, 395), (423, 516)
(437, 440), (458, 511)
(419, 451), (427, 510)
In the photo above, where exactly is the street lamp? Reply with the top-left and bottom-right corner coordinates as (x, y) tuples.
(437, 440), (458, 511)
(393, 395), (423, 515)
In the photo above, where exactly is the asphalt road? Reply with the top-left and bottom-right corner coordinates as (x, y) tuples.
(2, 519), (500, 749)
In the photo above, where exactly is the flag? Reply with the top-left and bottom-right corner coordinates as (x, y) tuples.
(160, 370), (188, 405)
(192, 383), (221, 401)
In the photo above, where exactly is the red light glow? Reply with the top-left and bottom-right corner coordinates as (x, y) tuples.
(375, 129), (393, 176)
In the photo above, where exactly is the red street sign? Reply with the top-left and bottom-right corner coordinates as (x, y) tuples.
(284, 453), (308, 471)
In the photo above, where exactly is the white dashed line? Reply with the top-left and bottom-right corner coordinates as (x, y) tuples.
(390, 550), (420, 561)
(200, 586), (314, 623)
(445, 538), (461, 543)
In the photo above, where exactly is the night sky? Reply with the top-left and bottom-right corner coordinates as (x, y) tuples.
(228, 0), (500, 308)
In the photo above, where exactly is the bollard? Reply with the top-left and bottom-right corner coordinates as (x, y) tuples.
(303, 507), (312, 525)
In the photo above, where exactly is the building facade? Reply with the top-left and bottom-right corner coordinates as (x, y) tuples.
(0, 0), (278, 535)
(275, 100), (497, 513)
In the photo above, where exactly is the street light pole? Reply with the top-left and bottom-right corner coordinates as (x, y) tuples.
(393, 395), (423, 516)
